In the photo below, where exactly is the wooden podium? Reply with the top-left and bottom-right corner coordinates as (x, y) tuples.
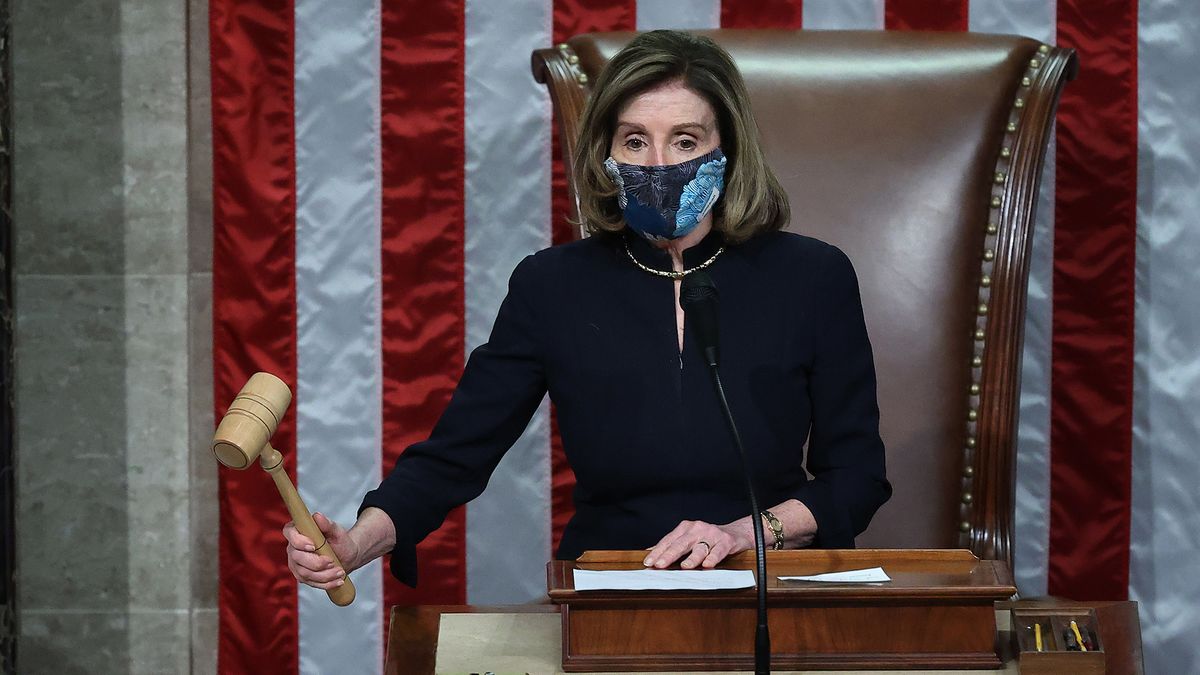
(547, 549), (1016, 672)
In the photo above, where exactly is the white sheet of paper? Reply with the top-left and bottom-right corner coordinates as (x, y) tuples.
(572, 569), (756, 591)
(778, 566), (892, 583)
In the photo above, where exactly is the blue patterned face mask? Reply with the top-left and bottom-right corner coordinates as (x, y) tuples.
(604, 147), (727, 241)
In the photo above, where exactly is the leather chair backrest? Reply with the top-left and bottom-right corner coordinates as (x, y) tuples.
(533, 30), (1075, 563)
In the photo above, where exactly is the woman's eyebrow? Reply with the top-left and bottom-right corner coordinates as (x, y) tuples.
(671, 122), (709, 134)
(614, 121), (646, 133)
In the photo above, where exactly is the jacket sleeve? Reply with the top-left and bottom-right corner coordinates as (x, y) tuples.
(791, 245), (892, 547)
(359, 254), (547, 585)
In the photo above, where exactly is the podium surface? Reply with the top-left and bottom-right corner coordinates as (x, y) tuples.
(384, 549), (1143, 674)
(549, 550), (1014, 671)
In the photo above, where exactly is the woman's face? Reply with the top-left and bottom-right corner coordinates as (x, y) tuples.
(610, 80), (721, 167)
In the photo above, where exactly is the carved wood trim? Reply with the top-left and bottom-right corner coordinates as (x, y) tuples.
(531, 43), (591, 239)
(961, 44), (1078, 565)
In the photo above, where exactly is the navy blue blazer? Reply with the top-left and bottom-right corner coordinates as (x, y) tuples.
(362, 228), (891, 586)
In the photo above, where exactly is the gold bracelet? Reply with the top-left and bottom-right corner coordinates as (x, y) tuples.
(761, 510), (784, 550)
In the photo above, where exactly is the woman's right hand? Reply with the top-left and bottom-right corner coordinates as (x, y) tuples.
(283, 512), (361, 591)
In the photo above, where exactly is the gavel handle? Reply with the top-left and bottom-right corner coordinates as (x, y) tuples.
(260, 445), (357, 606)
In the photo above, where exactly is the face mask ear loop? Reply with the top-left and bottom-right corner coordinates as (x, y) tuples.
(604, 157), (628, 209)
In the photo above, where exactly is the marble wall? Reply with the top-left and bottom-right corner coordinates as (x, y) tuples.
(187, 0), (218, 669)
(13, 0), (214, 671)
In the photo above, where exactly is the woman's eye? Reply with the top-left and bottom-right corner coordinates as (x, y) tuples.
(677, 138), (697, 151)
(625, 137), (646, 150)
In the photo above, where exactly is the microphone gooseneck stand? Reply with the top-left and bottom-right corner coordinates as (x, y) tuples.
(680, 271), (771, 675)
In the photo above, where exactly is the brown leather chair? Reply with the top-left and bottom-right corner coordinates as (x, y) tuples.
(532, 30), (1075, 566)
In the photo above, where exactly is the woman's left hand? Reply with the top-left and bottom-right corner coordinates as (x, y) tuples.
(643, 519), (754, 570)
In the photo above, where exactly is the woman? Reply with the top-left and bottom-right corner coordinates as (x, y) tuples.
(285, 30), (891, 591)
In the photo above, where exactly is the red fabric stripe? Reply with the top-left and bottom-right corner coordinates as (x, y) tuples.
(550, 0), (636, 251)
(549, 0), (637, 555)
(885, 0), (968, 31)
(379, 0), (468, 606)
(721, 0), (802, 29)
(1048, 0), (1138, 601)
(210, 1), (298, 673)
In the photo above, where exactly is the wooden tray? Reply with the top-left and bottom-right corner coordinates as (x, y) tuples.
(1011, 606), (1104, 675)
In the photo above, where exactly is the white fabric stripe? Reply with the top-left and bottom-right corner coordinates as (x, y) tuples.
(463, 0), (552, 605)
(293, 1), (383, 672)
(969, 0), (1056, 598)
(803, 0), (885, 30)
(1132, 3), (1200, 673)
(638, 0), (720, 30)
(1011, 132), (1054, 598)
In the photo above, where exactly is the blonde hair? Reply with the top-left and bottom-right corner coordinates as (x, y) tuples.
(573, 30), (790, 243)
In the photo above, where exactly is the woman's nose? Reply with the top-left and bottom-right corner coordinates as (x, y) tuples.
(646, 144), (668, 166)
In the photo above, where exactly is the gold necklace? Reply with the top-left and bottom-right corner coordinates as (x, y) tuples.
(623, 240), (724, 280)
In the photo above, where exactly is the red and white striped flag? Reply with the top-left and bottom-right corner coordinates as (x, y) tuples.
(210, 1), (1199, 672)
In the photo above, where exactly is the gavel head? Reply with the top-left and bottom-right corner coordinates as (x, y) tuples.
(212, 372), (292, 469)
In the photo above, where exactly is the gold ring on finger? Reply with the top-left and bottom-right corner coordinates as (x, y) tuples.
(697, 541), (711, 551)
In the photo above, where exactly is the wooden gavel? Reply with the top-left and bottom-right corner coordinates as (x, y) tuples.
(211, 372), (356, 606)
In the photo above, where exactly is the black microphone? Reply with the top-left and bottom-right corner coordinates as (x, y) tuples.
(680, 271), (771, 675)
(679, 271), (720, 368)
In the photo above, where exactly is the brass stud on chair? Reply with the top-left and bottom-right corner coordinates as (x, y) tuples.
(972, 355), (983, 368)
(962, 492), (974, 504)
(974, 328), (985, 341)
(960, 521), (971, 533)
(987, 222), (998, 234)
(990, 196), (1002, 208)
(968, 409), (978, 421)
(994, 172), (1006, 184)
(1030, 58), (1041, 69)
(1039, 44), (1051, 54)
(964, 465), (975, 477)
(576, 72), (589, 84)
(981, 275), (992, 287)
(978, 303), (988, 316)
(970, 383), (980, 395)
(1014, 98), (1025, 109)
(567, 54), (580, 65)
(984, 249), (995, 262)
(1022, 76), (1032, 87)
(1007, 121), (1018, 132)
(1000, 147), (1011, 159)
(557, 43), (569, 51)
(966, 437), (977, 448)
